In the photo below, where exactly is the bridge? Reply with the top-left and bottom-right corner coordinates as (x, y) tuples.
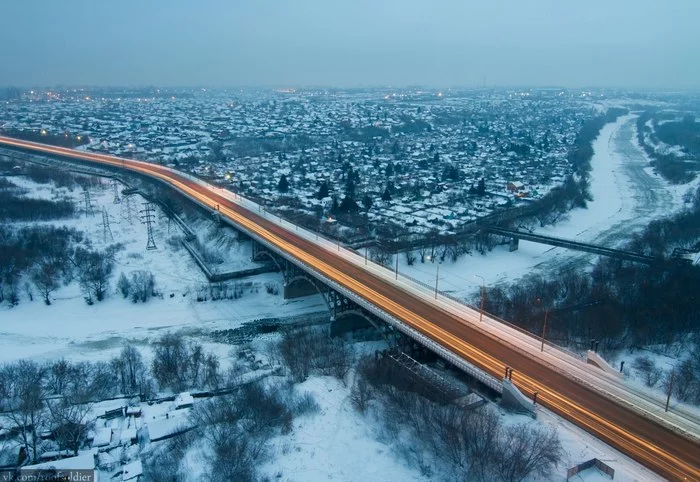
(1, 137), (698, 481)
(483, 225), (660, 265)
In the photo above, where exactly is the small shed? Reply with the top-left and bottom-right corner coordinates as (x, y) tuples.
(173, 392), (194, 410)
(122, 459), (143, 481)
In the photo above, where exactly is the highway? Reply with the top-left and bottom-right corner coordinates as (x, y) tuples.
(1, 136), (699, 480)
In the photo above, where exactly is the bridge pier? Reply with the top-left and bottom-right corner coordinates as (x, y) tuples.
(509, 236), (519, 252)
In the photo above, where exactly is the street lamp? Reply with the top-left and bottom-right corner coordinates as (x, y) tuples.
(426, 255), (440, 299)
(534, 297), (550, 352)
(474, 274), (485, 322)
(540, 309), (549, 352)
(434, 263), (440, 299)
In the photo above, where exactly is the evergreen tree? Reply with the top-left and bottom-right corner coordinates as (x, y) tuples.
(277, 174), (290, 193)
(477, 178), (486, 196)
(385, 162), (394, 177)
(361, 194), (374, 211)
(339, 196), (359, 213)
(316, 181), (330, 200)
(345, 175), (356, 198)
(330, 196), (339, 215)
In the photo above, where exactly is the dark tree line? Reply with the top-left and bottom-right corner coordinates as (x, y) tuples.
(144, 380), (319, 481)
(351, 355), (562, 481)
(0, 225), (117, 306)
(483, 185), (700, 351)
(636, 111), (696, 184)
(0, 190), (74, 222)
(0, 335), (233, 467)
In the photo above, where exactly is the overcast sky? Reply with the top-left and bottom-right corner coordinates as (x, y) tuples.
(1, 0), (698, 89)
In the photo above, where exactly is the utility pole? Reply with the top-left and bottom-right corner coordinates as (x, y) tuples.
(140, 202), (157, 250)
(665, 367), (675, 412)
(540, 309), (549, 352)
(101, 208), (113, 242)
(434, 264), (440, 299)
(82, 188), (94, 216)
(475, 274), (485, 322)
(395, 254), (399, 280)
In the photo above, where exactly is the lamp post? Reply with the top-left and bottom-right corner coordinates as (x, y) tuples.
(434, 263), (440, 300)
(665, 365), (676, 412)
(540, 309), (549, 352)
(474, 274), (485, 322)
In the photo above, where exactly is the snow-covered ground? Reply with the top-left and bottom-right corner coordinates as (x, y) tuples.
(0, 174), (326, 364)
(258, 375), (661, 482)
(0, 148), (670, 481)
(396, 113), (700, 298)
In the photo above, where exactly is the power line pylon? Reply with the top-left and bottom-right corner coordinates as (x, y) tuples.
(112, 179), (121, 204)
(101, 208), (114, 242)
(82, 188), (94, 216)
(121, 193), (135, 224)
(140, 202), (157, 250)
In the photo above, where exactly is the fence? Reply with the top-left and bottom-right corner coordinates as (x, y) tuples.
(566, 458), (615, 480)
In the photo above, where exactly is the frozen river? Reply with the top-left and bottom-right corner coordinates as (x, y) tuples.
(399, 113), (698, 298)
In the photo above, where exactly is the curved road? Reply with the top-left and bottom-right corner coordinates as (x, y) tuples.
(1, 136), (698, 481)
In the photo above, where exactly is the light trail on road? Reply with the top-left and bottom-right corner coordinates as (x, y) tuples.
(1, 136), (698, 481)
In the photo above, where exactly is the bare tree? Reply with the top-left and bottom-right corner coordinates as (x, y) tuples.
(350, 377), (374, 414)
(0, 360), (47, 463)
(152, 333), (189, 391)
(495, 423), (563, 482)
(46, 359), (72, 396)
(203, 354), (222, 390)
(72, 248), (114, 303)
(111, 345), (146, 396)
(404, 250), (417, 266)
(32, 261), (61, 305)
(46, 397), (93, 456)
(129, 270), (157, 303)
(632, 356), (663, 387)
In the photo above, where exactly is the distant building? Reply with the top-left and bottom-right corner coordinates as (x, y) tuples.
(507, 181), (525, 192)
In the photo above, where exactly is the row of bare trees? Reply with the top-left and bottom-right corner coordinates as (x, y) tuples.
(0, 225), (118, 306)
(350, 355), (563, 481)
(0, 334), (226, 466)
(271, 326), (355, 384)
(143, 378), (320, 481)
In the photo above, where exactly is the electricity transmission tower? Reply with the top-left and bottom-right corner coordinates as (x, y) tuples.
(101, 208), (114, 242)
(112, 179), (121, 204)
(82, 188), (94, 216)
(121, 194), (135, 224)
(140, 202), (157, 250)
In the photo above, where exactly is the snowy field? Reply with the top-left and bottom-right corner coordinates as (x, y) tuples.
(0, 146), (668, 481)
(0, 174), (327, 364)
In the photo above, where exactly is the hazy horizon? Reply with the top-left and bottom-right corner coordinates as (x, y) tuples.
(1, 0), (699, 89)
